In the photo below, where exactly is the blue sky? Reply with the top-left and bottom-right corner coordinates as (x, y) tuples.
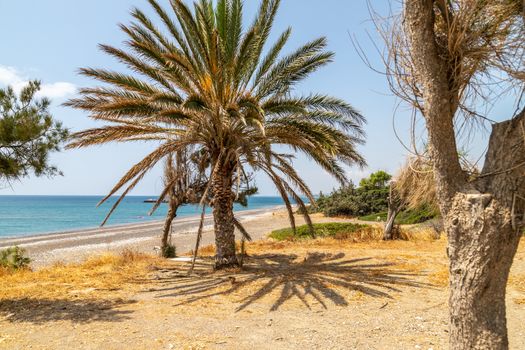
(0, 0), (511, 196)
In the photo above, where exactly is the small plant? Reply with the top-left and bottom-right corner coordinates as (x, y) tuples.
(0, 246), (31, 270)
(161, 244), (177, 258)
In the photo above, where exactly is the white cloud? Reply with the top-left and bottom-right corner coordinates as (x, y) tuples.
(0, 65), (76, 99)
(36, 82), (77, 99)
(0, 66), (27, 92)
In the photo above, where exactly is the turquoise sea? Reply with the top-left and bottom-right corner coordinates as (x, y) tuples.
(0, 196), (284, 238)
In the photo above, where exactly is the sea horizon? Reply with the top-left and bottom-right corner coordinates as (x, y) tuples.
(0, 195), (285, 238)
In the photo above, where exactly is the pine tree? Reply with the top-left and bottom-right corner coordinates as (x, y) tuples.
(0, 81), (68, 184)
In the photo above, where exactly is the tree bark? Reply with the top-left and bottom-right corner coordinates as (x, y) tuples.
(403, 1), (525, 348)
(443, 114), (524, 349)
(446, 194), (521, 349)
(384, 182), (401, 240)
(160, 196), (178, 257)
(211, 163), (238, 269)
(383, 207), (400, 240)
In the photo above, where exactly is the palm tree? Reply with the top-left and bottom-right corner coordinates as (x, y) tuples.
(66, 0), (366, 269)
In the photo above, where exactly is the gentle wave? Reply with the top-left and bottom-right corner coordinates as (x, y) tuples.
(0, 195), (285, 237)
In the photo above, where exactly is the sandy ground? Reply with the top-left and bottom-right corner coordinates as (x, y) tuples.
(0, 211), (524, 350)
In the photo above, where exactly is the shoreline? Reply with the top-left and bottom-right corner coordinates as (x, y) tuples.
(0, 205), (284, 244)
(0, 219), (166, 242)
(0, 205), (289, 267)
(0, 195), (289, 242)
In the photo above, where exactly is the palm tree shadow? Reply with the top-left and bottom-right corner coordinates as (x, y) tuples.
(151, 252), (428, 312)
(0, 298), (135, 324)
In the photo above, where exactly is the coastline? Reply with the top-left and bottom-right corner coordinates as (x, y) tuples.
(0, 206), (291, 267)
(0, 195), (288, 239)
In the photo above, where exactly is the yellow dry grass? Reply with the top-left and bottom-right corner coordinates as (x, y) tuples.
(1, 234), (522, 310)
(0, 249), (159, 301)
(510, 273), (525, 304)
(194, 227), (444, 257)
(428, 266), (450, 287)
(1, 233), (444, 316)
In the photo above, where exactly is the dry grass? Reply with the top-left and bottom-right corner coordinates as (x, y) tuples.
(194, 243), (217, 256)
(333, 226), (382, 242)
(510, 273), (525, 304)
(0, 226), (450, 314)
(173, 227), (445, 263)
(398, 227), (440, 241)
(0, 266), (13, 277)
(394, 157), (437, 211)
(428, 266), (450, 287)
(1, 235), (521, 309)
(0, 249), (159, 301)
(256, 228), (445, 258)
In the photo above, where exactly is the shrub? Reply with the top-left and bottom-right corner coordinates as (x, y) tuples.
(311, 171), (392, 217)
(269, 223), (373, 241)
(0, 246), (31, 270)
(359, 204), (439, 225)
(395, 204), (439, 225)
(161, 244), (177, 258)
(359, 212), (388, 222)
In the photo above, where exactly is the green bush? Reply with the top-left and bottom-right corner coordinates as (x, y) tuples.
(311, 171), (392, 218)
(269, 223), (371, 241)
(161, 244), (177, 258)
(359, 212), (388, 222)
(0, 246), (31, 270)
(395, 205), (439, 225)
(359, 204), (439, 225)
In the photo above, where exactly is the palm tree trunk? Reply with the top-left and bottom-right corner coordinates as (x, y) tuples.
(211, 164), (238, 269)
(161, 196), (178, 257)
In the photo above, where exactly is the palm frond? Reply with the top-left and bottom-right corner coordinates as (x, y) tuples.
(67, 0), (366, 230)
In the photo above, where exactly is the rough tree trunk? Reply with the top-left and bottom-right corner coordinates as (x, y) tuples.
(446, 195), (521, 349)
(211, 164), (238, 269)
(160, 196), (178, 257)
(445, 115), (525, 350)
(383, 182), (400, 240)
(404, 1), (525, 348)
(383, 206), (399, 240)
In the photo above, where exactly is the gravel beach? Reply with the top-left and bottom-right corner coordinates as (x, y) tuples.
(0, 206), (290, 267)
